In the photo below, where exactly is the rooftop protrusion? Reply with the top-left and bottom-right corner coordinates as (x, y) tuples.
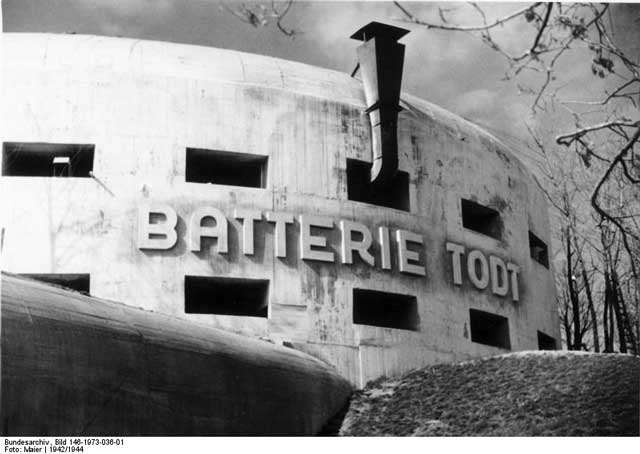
(350, 21), (410, 42)
(351, 22), (410, 187)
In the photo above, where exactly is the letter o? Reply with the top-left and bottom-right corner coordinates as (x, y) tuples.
(467, 249), (489, 289)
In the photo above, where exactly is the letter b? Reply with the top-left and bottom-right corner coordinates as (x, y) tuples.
(137, 205), (178, 250)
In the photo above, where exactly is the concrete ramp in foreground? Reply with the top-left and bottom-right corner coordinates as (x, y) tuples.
(1, 273), (353, 435)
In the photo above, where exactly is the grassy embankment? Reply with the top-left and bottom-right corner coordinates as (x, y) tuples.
(339, 351), (639, 436)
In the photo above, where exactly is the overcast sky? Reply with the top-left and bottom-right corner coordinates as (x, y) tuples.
(3, 1), (639, 147)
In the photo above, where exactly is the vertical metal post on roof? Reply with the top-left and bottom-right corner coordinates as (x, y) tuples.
(351, 22), (410, 187)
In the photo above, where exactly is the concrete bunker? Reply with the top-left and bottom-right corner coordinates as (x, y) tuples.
(0, 32), (560, 389)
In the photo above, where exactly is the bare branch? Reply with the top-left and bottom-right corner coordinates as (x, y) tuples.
(584, 3), (610, 29)
(221, 2), (257, 26)
(222, 1), (297, 37)
(591, 125), (640, 241)
(529, 3), (553, 56)
(393, 2), (542, 32)
(562, 78), (640, 107)
(556, 120), (640, 146)
(532, 69), (552, 112)
(274, 0), (296, 37)
(621, 158), (640, 184)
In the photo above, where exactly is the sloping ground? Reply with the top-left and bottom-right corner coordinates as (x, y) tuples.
(340, 352), (639, 436)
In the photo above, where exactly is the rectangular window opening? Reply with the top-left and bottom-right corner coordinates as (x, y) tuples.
(537, 331), (557, 350)
(2, 142), (95, 177)
(353, 288), (419, 331)
(20, 273), (90, 294)
(529, 231), (549, 268)
(186, 148), (267, 188)
(346, 159), (410, 212)
(469, 308), (511, 349)
(461, 199), (502, 240)
(184, 275), (269, 318)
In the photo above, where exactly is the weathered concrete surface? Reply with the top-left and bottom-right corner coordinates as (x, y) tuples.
(1, 273), (352, 435)
(1, 33), (559, 388)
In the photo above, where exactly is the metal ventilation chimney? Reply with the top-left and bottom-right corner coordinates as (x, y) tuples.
(351, 22), (410, 187)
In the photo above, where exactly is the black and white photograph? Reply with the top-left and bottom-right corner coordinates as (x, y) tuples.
(1, 0), (638, 442)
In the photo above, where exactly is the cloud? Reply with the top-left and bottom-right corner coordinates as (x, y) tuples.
(79, 0), (175, 18)
(452, 88), (495, 117)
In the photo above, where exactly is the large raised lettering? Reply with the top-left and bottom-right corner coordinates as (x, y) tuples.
(446, 242), (465, 285)
(137, 205), (178, 250)
(234, 209), (262, 256)
(396, 230), (425, 276)
(299, 215), (334, 262)
(489, 255), (509, 296)
(266, 211), (294, 258)
(188, 206), (228, 253)
(340, 220), (374, 266)
(467, 249), (489, 290)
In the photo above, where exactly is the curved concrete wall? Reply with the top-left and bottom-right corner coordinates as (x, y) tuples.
(1, 273), (352, 435)
(1, 33), (559, 387)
